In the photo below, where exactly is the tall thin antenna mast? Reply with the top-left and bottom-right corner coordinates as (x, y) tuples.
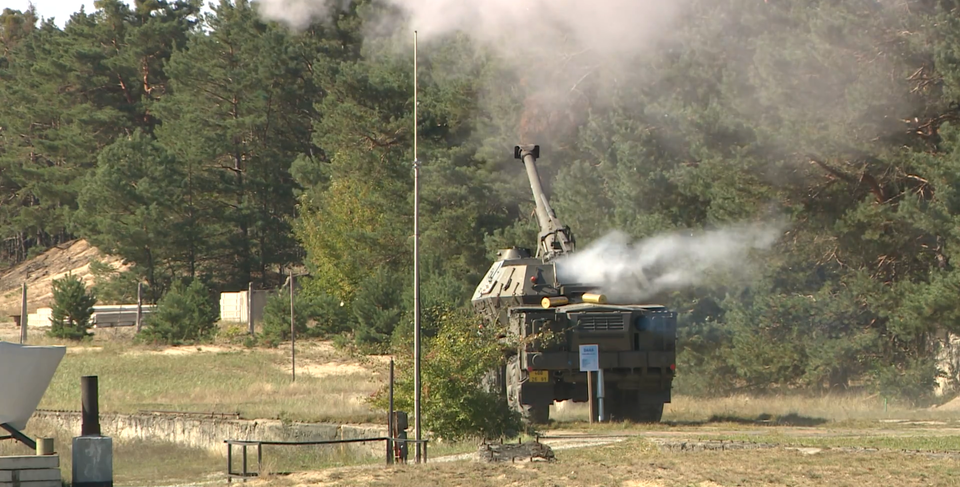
(412, 29), (423, 464)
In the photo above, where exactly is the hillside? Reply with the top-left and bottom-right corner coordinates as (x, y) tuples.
(0, 240), (125, 322)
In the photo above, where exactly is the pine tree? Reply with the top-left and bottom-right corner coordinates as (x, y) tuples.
(48, 274), (96, 340)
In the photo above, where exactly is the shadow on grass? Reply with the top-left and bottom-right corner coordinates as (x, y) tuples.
(664, 412), (828, 427)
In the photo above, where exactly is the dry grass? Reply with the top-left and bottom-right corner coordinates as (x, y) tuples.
(549, 393), (960, 426)
(247, 437), (960, 487)
(34, 337), (385, 423)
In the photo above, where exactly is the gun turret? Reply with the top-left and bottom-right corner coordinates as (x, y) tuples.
(514, 144), (575, 261)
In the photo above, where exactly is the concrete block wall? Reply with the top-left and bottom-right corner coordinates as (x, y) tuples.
(0, 455), (61, 487)
(219, 290), (271, 324)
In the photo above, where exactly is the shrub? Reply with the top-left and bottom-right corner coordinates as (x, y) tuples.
(261, 290), (353, 346)
(138, 279), (218, 345)
(373, 306), (521, 441)
(261, 290), (310, 346)
(48, 274), (96, 341)
(873, 357), (941, 407)
(351, 269), (403, 353)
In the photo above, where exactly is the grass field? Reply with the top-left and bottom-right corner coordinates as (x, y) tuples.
(31, 335), (385, 423)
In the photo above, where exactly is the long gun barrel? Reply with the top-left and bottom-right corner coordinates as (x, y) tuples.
(514, 145), (575, 261)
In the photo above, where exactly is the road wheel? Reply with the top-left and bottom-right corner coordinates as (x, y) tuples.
(506, 355), (551, 424)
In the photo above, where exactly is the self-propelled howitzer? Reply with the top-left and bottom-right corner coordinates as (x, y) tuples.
(472, 145), (676, 424)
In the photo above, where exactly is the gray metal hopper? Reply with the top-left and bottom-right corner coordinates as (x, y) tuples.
(0, 342), (66, 433)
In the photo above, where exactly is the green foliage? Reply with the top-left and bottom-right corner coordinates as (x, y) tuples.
(0, 0), (200, 265)
(48, 274), (96, 341)
(75, 131), (188, 300)
(350, 269), (405, 352)
(88, 260), (145, 305)
(261, 283), (354, 346)
(374, 307), (521, 441)
(873, 357), (942, 407)
(154, 0), (320, 289)
(138, 279), (218, 345)
(261, 291), (306, 346)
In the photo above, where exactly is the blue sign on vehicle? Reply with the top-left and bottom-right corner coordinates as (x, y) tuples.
(579, 344), (599, 372)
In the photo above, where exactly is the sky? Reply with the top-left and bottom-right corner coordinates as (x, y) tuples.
(7, 0), (120, 27)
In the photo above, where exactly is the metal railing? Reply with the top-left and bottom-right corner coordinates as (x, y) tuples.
(224, 436), (429, 481)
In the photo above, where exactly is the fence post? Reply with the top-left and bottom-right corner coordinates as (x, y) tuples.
(290, 271), (295, 382)
(387, 358), (395, 465)
(247, 282), (254, 335)
(136, 282), (143, 333)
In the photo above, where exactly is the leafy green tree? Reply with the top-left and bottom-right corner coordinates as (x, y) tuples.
(48, 274), (96, 340)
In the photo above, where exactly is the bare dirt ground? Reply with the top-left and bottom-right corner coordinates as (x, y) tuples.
(0, 239), (125, 320)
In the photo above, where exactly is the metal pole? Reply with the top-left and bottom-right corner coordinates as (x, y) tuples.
(290, 271), (296, 382)
(412, 29), (423, 464)
(20, 283), (27, 344)
(387, 358), (395, 465)
(136, 282), (143, 333)
(81, 376), (100, 436)
(597, 369), (606, 422)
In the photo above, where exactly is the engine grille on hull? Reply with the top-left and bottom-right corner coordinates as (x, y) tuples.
(577, 314), (625, 332)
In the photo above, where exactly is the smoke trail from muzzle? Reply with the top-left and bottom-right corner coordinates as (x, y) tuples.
(555, 222), (784, 302)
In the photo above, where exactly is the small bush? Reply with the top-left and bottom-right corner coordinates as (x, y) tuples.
(262, 291), (310, 345)
(351, 269), (403, 353)
(873, 357), (941, 407)
(138, 279), (218, 345)
(217, 322), (250, 345)
(310, 292), (353, 337)
(373, 306), (521, 441)
(47, 274), (96, 340)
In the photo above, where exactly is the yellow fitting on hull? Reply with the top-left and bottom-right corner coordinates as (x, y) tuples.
(541, 296), (569, 308)
(582, 293), (608, 304)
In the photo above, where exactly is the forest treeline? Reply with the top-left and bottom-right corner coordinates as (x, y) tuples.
(3, 0), (960, 403)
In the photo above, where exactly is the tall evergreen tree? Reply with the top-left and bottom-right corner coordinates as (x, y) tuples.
(156, 0), (322, 289)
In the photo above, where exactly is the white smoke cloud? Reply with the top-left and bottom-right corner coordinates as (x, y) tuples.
(555, 222), (785, 303)
(255, 0), (684, 59)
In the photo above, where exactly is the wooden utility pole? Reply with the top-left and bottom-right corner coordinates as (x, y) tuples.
(587, 371), (595, 423)
(19, 283), (27, 344)
(290, 271), (296, 382)
(136, 282), (143, 332)
(247, 281), (254, 335)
